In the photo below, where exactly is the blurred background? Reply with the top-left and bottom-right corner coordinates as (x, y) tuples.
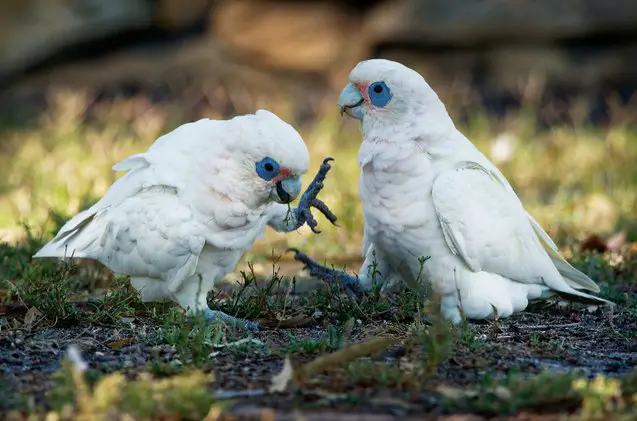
(1, 0), (636, 272)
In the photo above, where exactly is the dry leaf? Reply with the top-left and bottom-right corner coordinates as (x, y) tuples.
(493, 385), (512, 400)
(23, 306), (43, 330)
(296, 336), (400, 383)
(257, 313), (315, 328)
(579, 234), (607, 253)
(203, 405), (222, 421)
(437, 385), (511, 400)
(214, 338), (265, 349)
(269, 356), (294, 393)
(110, 337), (136, 349)
(606, 231), (626, 253)
(585, 305), (600, 313)
(436, 385), (479, 399)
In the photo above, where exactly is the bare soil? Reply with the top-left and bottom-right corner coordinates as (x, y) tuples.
(1, 283), (635, 420)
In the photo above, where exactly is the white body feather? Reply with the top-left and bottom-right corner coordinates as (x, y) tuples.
(34, 110), (309, 314)
(345, 59), (610, 323)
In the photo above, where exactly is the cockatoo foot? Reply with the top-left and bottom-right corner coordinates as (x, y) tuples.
(287, 248), (363, 298)
(421, 314), (433, 326)
(294, 157), (338, 233)
(200, 309), (260, 332)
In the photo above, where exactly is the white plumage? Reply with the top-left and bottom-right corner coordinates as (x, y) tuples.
(332, 59), (611, 323)
(34, 109), (332, 330)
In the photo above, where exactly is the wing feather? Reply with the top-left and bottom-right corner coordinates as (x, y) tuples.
(526, 213), (600, 292)
(96, 188), (206, 293)
(431, 162), (603, 298)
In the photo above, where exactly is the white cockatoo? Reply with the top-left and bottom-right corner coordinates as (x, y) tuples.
(291, 59), (611, 323)
(34, 110), (337, 331)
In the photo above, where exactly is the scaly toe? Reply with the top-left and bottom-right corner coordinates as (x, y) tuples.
(202, 309), (260, 332)
(311, 198), (338, 225)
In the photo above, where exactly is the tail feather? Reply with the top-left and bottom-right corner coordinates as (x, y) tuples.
(552, 258), (600, 292)
(34, 153), (152, 260)
(33, 210), (104, 259)
(555, 289), (614, 306)
(526, 212), (601, 293)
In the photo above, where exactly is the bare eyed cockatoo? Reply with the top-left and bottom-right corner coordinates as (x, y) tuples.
(291, 59), (611, 324)
(34, 110), (337, 331)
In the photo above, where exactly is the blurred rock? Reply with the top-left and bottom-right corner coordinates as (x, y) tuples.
(2, 0), (637, 121)
(0, 0), (153, 81)
(579, 232), (626, 253)
(366, 0), (637, 120)
(365, 0), (637, 46)
(209, 0), (369, 87)
(154, 0), (212, 31)
(380, 42), (637, 106)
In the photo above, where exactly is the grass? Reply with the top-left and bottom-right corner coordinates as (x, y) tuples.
(2, 89), (637, 259)
(0, 87), (636, 419)
(1, 232), (636, 418)
(47, 354), (223, 420)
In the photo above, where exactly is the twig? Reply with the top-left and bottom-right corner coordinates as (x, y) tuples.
(517, 323), (581, 330)
(214, 389), (268, 400)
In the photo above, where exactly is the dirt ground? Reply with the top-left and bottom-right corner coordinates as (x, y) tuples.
(1, 281), (635, 420)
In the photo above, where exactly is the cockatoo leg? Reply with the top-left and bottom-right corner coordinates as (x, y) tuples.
(293, 157), (339, 233)
(199, 308), (261, 332)
(288, 248), (363, 298)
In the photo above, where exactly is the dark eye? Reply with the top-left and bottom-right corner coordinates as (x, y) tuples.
(368, 81), (392, 108)
(256, 157), (280, 181)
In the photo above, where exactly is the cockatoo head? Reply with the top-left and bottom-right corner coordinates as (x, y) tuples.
(338, 59), (448, 129)
(233, 110), (310, 205)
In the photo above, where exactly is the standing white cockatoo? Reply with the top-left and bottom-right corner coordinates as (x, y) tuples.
(34, 110), (337, 331)
(291, 59), (611, 323)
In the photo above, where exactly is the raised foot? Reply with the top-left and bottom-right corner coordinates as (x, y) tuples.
(287, 248), (363, 298)
(198, 309), (260, 332)
(294, 157), (339, 233)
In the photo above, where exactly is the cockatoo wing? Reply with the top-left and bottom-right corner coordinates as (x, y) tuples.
(431, 161), (605, 301)
(36, 185), (207, 294)
(37, 153), (156, 254)
(525, 212), (600, 292)
(474, 160), (600, 293)
(97, 187), (207, 294)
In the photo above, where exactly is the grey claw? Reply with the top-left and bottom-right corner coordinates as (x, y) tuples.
(294, 157), (337, 233)
(289, 248), (362, 297)
(311, 198), (338, 225)
(201, 309), (260, 332)
(243, 320), (261, 332)
(286, 247), (300, 255)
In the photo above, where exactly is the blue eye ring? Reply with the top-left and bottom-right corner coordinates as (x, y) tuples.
(367, 81), (392, 108)
(256, 156), (280, 181)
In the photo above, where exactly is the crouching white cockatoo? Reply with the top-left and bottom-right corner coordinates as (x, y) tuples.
(290, 59), (611, 324)
(34, 110), (337, 331)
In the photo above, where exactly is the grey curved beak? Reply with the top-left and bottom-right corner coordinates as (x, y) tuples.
(338, 82), (364, 120)
(272, 177), (302, 204)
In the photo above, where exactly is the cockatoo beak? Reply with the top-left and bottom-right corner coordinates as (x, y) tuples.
(338, 83), (364, 120)
(271, 176), (302, 204)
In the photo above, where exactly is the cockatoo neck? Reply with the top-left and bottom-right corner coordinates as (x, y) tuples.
(361, 100), (455, 144)
(361, 110), (456, 149)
